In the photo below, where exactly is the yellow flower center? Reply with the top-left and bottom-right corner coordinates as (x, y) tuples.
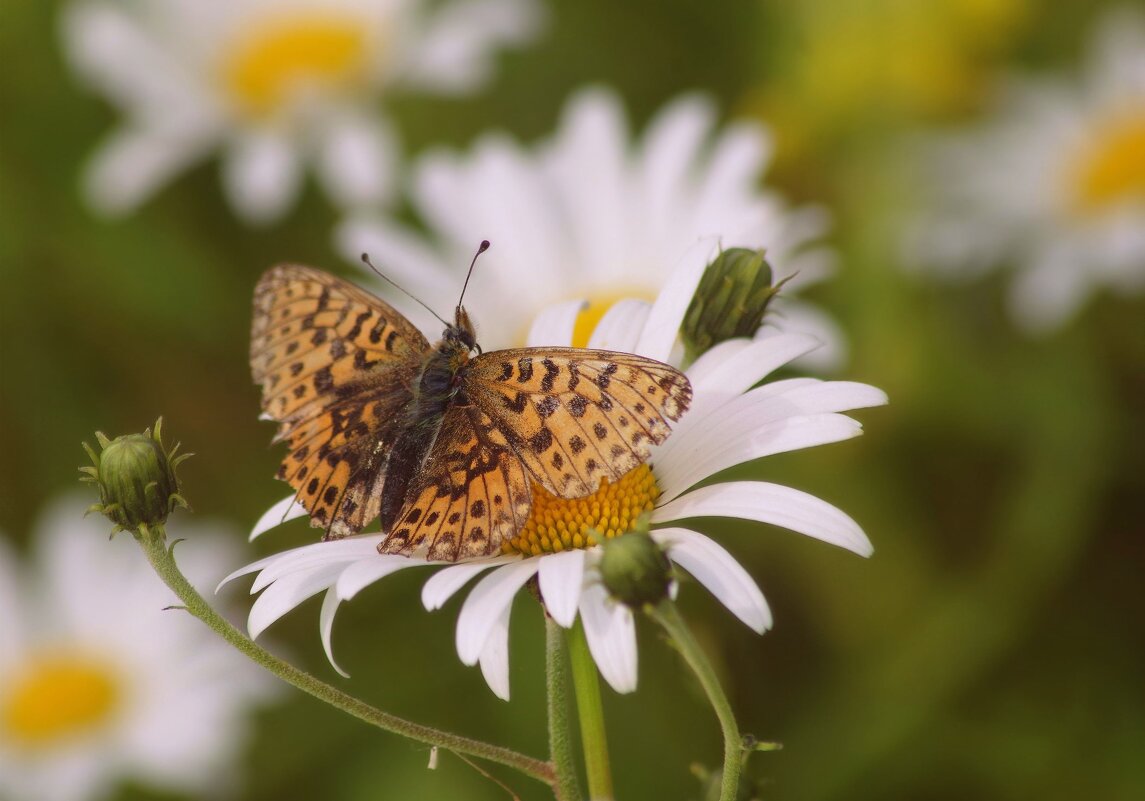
(1, 653), (122, 748)
(502, 465), (660, 556)
(221, 13), (373, 118)
(570, 290), (653, 348)
(1071, 113), (1145, 213)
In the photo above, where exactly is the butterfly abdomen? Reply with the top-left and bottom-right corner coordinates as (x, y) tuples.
(377, 343), (469, 540)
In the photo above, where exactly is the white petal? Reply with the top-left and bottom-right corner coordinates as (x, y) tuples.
(222, 129), (302, 224)
(693, 122), (772, 228)
(421, 559), (510, 610)
(544, 88), (631, 284)
(1009, 243), (1090, 333)
(691, 332), (821, 397)
(578, 582), (638, 694)
(768, 380), (889, 412)
(587, 299), (651, 352)
(317, 111), (398, 210)
(319, 588), (350, 678)
(250, 537), (383, 594)
(455, 561), (538, 665)
(250, 496), (308, 541)
(652, 481), (873, 557)
(0, 538), (26, 663)
(335, 555), (419, 600)
(682, 338), (754, 387)
(637, 95), (716, 247)
(397, 0), (543, 93)
(652, 528), (771, 633)
(634, 239), (715, 362)
(478, 602), (513, 701)
(61, 2), (215, 119)
(664, 333), (823, 454)
(83, 126), (212, 215)
(527, 299), (587, 347)
(658, 414), (864, 502)
(216, 553), (278, 593)
(537, 550), (586, 628)
(219, 535), (383, 594)
(248, 563), (344, 640)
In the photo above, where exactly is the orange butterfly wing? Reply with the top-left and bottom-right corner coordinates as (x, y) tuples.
(251, 265), (428, 537)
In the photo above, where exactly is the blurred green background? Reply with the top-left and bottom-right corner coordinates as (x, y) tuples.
(2, 1), (1143, 799)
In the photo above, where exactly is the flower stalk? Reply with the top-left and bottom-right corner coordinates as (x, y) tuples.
(567, 621), (614, 800)
(547, 617), (583, 801)
(648, 601), (745, 801)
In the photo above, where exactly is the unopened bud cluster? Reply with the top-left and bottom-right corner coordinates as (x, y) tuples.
(80, 418), (190, 535)
(681, 247), (788, 365)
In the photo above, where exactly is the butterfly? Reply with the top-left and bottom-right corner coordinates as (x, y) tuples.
(250, 244), (692, 562)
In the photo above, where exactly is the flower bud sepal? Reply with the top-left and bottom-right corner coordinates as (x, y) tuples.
(80, 417), (191, 539)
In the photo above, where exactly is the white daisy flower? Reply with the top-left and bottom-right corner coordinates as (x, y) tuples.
(338, 86), (848, 369)
(61, 0), (543, 223)
(905, 6), (1145, 332)
(225, 260), (886, 700)
(0, 494), (277, 801)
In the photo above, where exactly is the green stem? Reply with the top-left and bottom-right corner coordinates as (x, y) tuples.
(648, 602), (742, 801)
(546, 617), (583, 801)
(566, 621), (614, 800)
(141, 527), (555, 788)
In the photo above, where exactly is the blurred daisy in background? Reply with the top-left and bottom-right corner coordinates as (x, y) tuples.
(0, 495), (276, 801)
(905, 6), (1145, 332)
(61, 0), (543, 223)
(339, 86), (848, 369)
(226, 260), (885, 699)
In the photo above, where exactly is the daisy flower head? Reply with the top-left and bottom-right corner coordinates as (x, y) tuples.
(339, 85), (848, 369)
(228, 259), (886, 700)
(61, 0), (543, 223)
(0, 494), (276, 801)
(905, 6), (1145, 332)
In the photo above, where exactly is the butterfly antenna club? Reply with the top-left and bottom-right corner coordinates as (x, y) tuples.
(457, 239), (490, 311)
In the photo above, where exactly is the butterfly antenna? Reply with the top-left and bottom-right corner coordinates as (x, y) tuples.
(360, 253), (450, 328)
(457, 240), (490, 312)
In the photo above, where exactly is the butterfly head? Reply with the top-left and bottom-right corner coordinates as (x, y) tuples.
(443, 306), (480, 355)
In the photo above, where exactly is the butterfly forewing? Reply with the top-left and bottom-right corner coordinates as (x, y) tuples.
(461, 348), (692, 499)
(251, 266), (429, 537)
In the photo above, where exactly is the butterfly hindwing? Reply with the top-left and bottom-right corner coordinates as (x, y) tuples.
(461, 348), (692, 499)
(381, 404), (532, 560)
(251, 265), (428, 537)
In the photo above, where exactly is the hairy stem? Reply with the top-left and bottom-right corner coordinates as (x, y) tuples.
(567, 621), (614, 800)
(547, 616), (584, 801)
(142, 527), (555, 787)
(649, 601), (743, 801)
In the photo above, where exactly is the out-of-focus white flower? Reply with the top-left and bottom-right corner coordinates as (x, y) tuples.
(0, 494), (276, 801)
(339, 86), (847, 368)
(226, 259), (885, 700)
(61, 0), (543, 223)
(906, 7), (1145, 332)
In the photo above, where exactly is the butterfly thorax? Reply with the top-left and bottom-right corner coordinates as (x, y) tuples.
(410, 311), (477, 416)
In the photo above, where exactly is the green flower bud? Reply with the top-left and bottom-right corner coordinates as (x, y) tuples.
(598, 531), (672, 609)
(80, 418), (191, 536)
(680, 247), (791, 366)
